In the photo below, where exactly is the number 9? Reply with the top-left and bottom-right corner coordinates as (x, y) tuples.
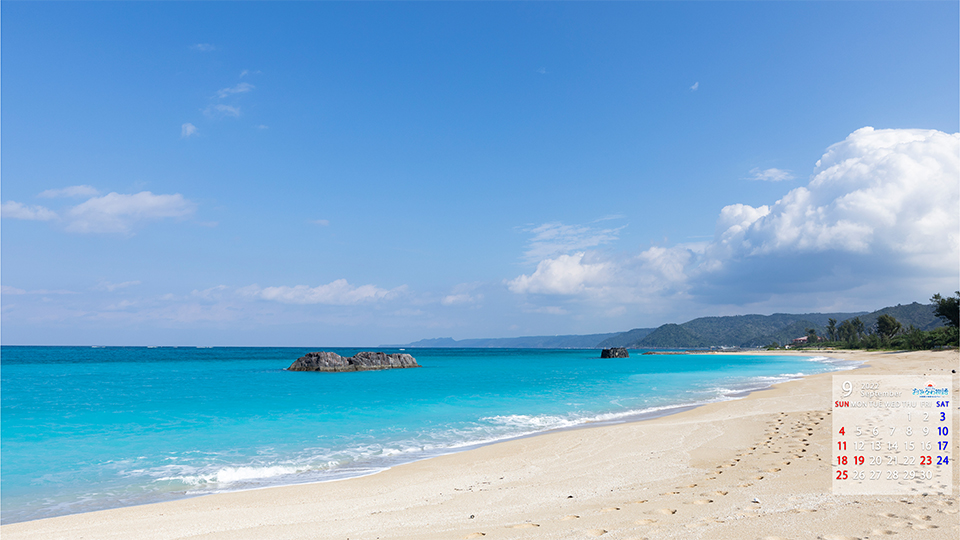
(841, 381), (852, 398)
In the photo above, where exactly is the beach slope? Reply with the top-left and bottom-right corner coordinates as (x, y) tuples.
(4, 350), (957, 540)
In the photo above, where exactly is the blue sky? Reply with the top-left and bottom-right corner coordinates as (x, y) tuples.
(2, 2), (958, 346)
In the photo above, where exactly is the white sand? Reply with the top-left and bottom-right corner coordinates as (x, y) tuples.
(4, 349), (958, 539)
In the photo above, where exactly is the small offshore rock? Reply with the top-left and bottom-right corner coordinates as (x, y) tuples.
(600, 347), (629, 358)
(288, 351), (420, 372)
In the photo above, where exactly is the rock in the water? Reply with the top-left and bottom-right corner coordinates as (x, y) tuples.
(288, 351), (420, 372)
(600, 347), (629, 358)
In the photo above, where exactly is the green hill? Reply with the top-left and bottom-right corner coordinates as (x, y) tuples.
(636, 323), (708, 348)
(857, 302), (942, 332)
(396, 302), (944, 350)
(596, 327), (656, 348)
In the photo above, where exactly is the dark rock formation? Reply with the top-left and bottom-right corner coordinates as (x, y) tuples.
(600, 347), (629, 358)
(288, 351), (420, 372)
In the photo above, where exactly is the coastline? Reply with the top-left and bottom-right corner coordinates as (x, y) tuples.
(3, 349), (957, 539)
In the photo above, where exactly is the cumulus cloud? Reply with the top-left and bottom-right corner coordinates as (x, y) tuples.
(181, 123), (198, 138)
(508, 252), (611, 295)
(216, 82), (254, 98)
(748, 167), (794, 182)
(38, 185), (100, 198)
(719, 128), (958, 262)
(520, 221), (623, 263)
(243, 279), (403, 305)
(510, 127), (959, 310)
(65, 191), (196, 234)
(1, 201), (58, 221)
(690, 81), (699, 91)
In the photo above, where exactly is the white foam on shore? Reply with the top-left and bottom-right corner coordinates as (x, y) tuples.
(149, 355), (855, 495)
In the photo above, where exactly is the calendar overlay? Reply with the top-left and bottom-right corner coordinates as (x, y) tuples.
(833, 375), (953, 495)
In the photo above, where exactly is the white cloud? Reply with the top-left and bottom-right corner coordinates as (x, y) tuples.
(748, 167), (794, 182)
(216, 82), (254, 98)
(95, 280), (142, 292)
(244, 279), (403, 305)
(441, 294), (475, 305)
(520, 221), (623, 263)
(1, 285), (76, 295)
(690, 82), (699, 91)
(1, 201), (58, 221)
(1, 286), (27, 295)
(204, 104), (241, 118)
(38, 185), (100, 198)
(181, 123), (198, 138)
(720, 127), (958, 263)
(64, 191), (196, 234)
(508, 252), (611, 295)
(192, 285), (229, 300)
(440, 282), (484, 306)
(525, 305), (568, 315)
(509, 127), (960, 310)
(191, 43), (216, 52)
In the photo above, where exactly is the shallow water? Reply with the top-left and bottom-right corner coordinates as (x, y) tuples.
(0, 346), (856, 523)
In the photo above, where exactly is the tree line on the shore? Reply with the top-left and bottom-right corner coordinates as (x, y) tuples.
(789, 292), (959, 350)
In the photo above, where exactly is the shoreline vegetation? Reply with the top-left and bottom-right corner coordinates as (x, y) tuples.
(3, 349), (957, 539)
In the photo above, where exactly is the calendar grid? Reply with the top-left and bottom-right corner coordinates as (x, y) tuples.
(832, 375), (952, 495)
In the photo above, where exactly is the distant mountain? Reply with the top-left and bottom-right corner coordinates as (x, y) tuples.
(596, 327), (656, 348)
(637, 324), (708, 348)
(391, 333), (623, 349)
(394, 303), (943, 350)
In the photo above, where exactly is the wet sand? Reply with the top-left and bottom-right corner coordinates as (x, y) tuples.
(4, 349), (957, 540)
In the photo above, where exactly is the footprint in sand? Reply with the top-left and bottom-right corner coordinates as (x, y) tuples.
(561, 515), (580, 521)
(654, 508), (677, 515)
(869, 530), (898, 536)
(463, 533), (485, 539)
(911, 524), (938, 530)
(765, 468), (781, 472)
(909, 514), (932, 521)
(821, 535), (861, 540)
(690, 499), (714, 505)
(713, 490), (728, 496)
(635, 518), (658, 525)
(630, 499), (648, 504)
(601, 507), (620, 512)
(585, 530), (607, 537)
(876, 512), (898, 518)
(509, 523), (540, 528)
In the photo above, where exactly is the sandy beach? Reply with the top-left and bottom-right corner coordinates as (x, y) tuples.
(4, 349), (957, 540)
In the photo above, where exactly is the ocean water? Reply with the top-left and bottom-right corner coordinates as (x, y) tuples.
(0, 346), (857, 524)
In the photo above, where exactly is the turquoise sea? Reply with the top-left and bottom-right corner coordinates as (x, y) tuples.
(0, 346), (857, 524)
